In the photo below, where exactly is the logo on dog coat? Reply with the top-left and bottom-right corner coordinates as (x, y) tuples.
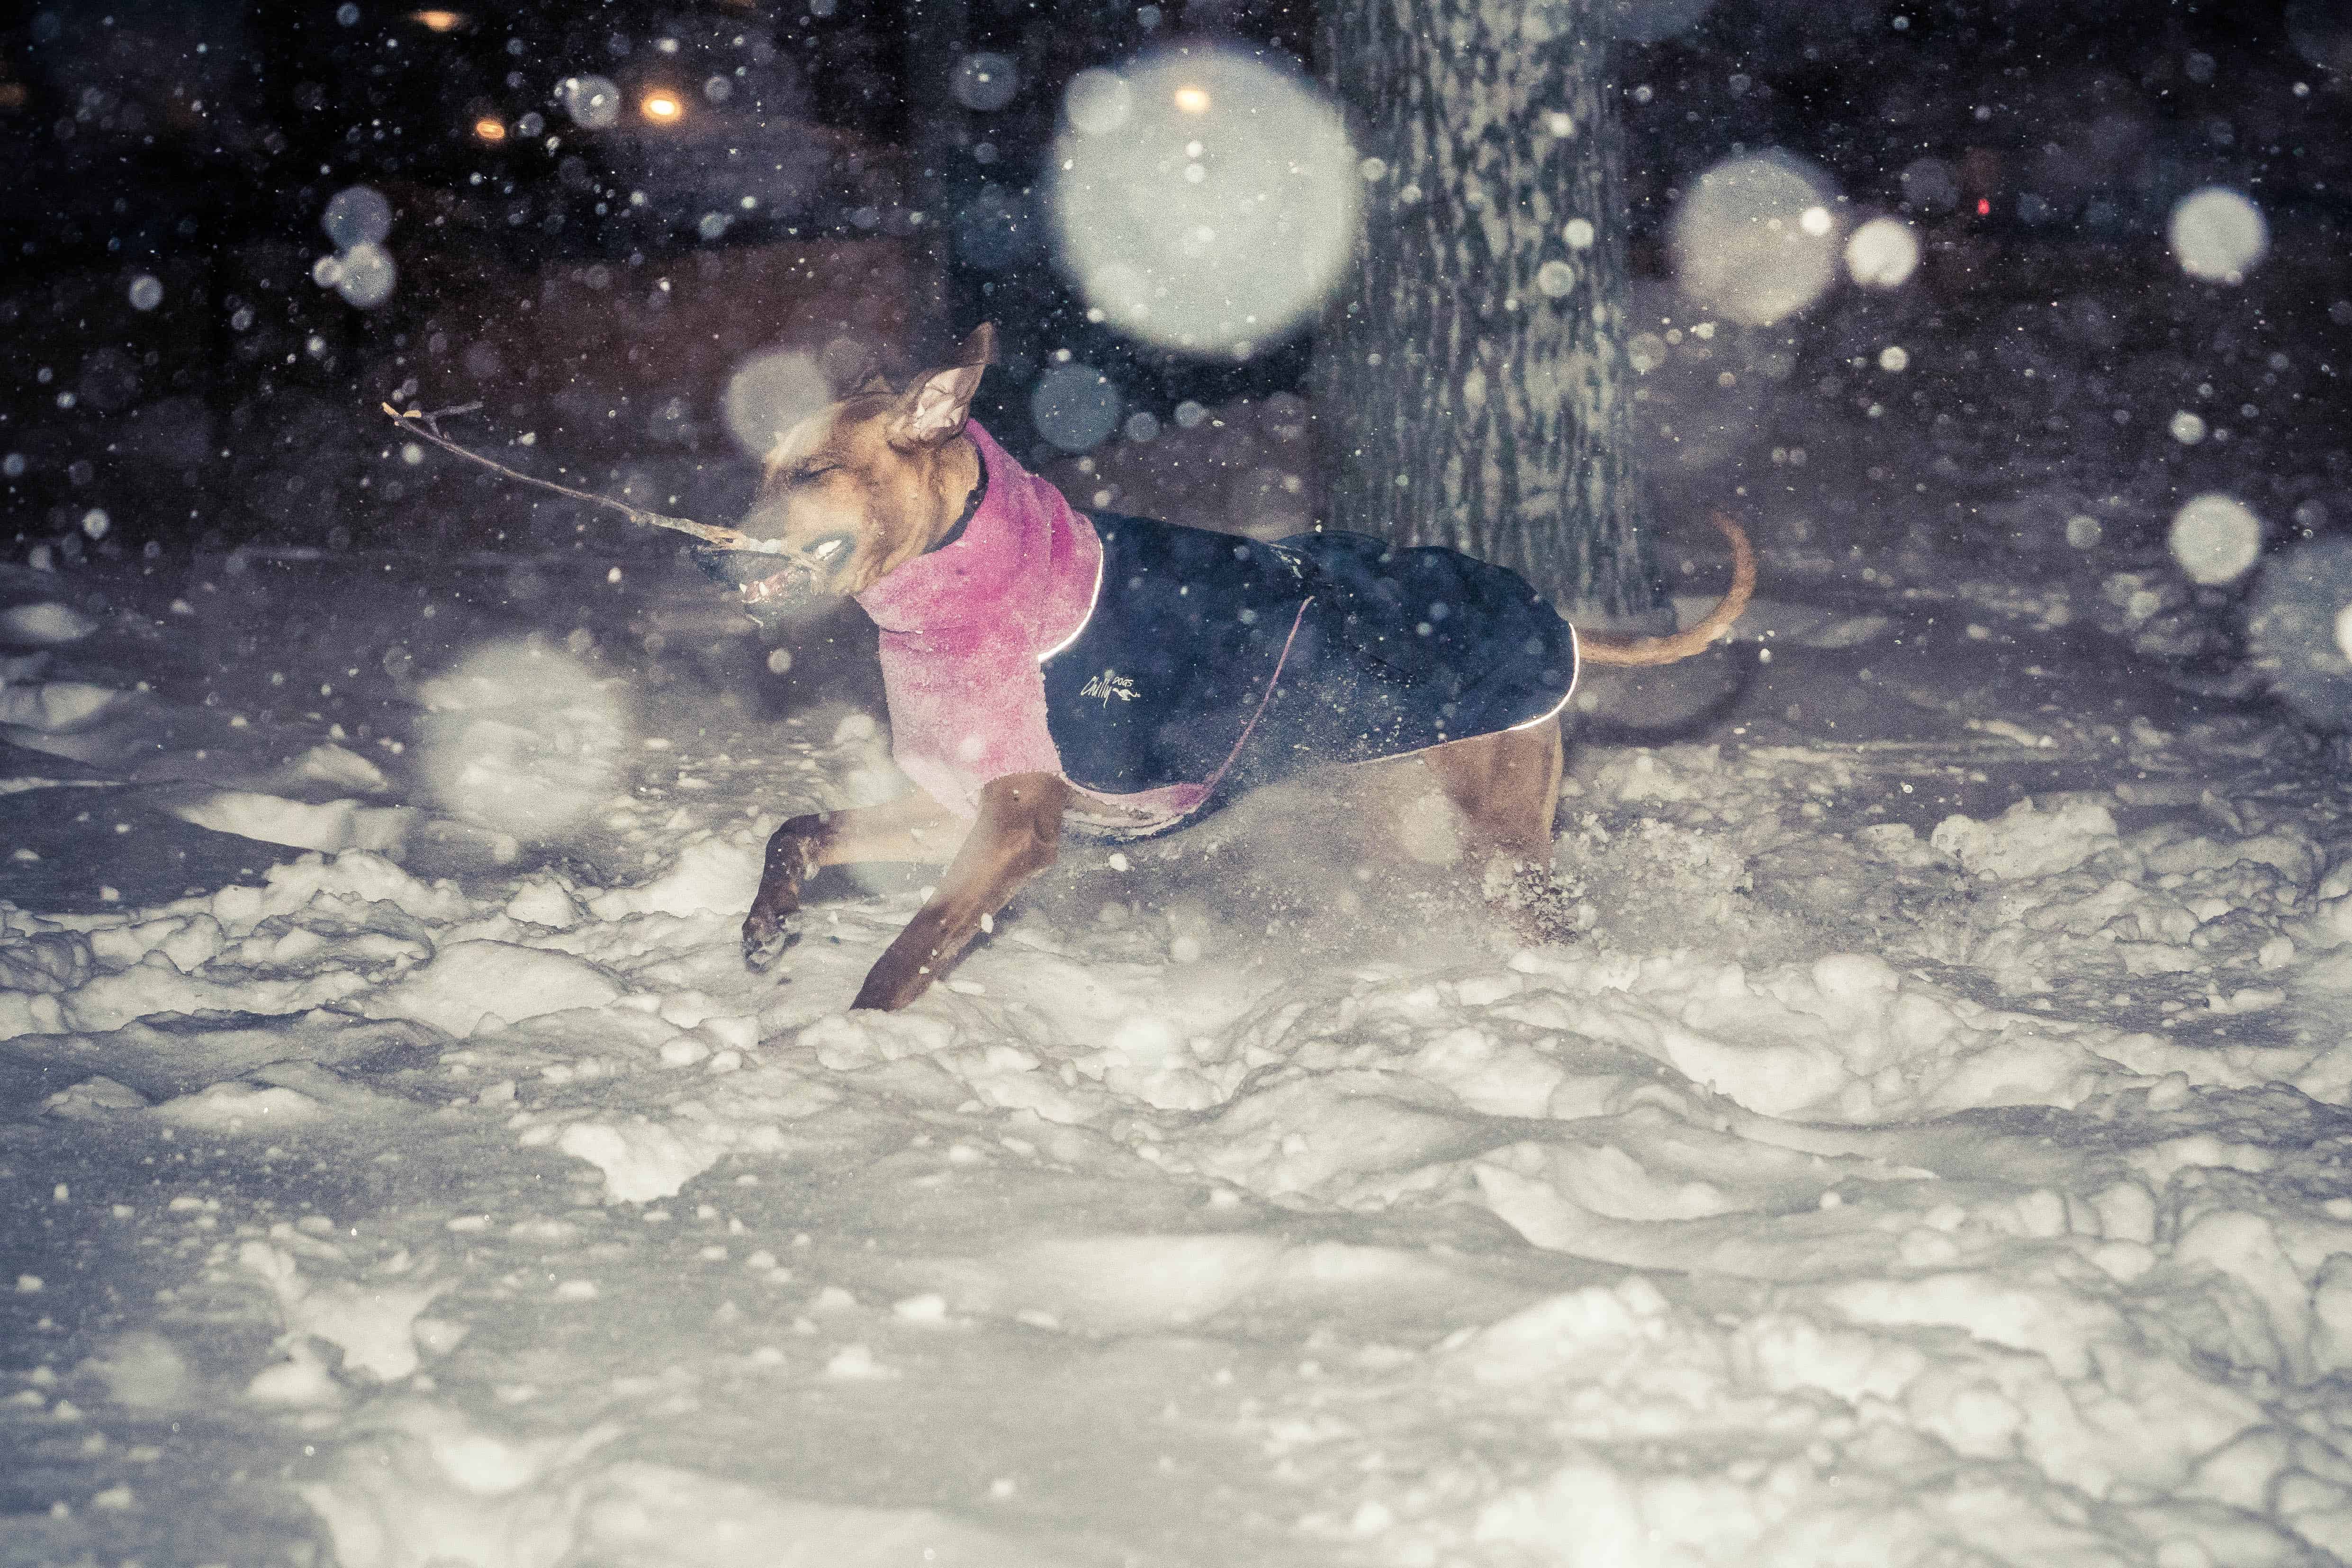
(1081, 668), (1139, 705)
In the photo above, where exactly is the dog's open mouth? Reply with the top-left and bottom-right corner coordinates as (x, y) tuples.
(729, 541), (861, 611)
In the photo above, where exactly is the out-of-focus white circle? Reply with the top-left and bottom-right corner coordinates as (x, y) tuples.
(560, 74), (623, 130)
(311, 254), (344, 288)
(1031, 363), (1121, 453)
(333, 243), (397, 309)
(2168, 187), (2268, 284)
(81, 508), (110, 540)
(2066, 514), (2102, 550)
(1878, 345), (1909, 372)
(1899, 157), (1957, 213)
(723, 350), (830, 458)
(1563, 217), (1595, 250)
(1845, 216), (1920, 288)
(2169, 493), (2262, 585)
(1600, 0), (1717, 43)
(127, 275), (163, 311)
(1536, 260), (1576, 297)
(2333, 603), (2352, 664)
(1050, 47), (1359, 355)
(322, 186), (393, 250)
(1668, 152), (1841, 326)
(1124, 410), (1160, 442)
(766, 648), (793, 676)
(2170, 410), (2208, 445)
(416, 641), (628, 840)
(1064, 69), (1132, 135)
(951, 52), (1019, 112)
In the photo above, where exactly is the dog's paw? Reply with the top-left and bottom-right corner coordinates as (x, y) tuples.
(740, 907), (806, 971)
(1482, 859), (1588, 946)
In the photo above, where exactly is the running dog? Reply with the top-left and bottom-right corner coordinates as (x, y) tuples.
(711, 325), (1754, 1010)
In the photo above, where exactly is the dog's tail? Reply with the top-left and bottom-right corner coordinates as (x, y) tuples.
(1576, 512), (1756, 668)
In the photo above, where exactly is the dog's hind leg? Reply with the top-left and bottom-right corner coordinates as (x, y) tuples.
(742, 787), (961, 970)
(1420, 723), (1575, 942)
(1419, 722), (1565, 867)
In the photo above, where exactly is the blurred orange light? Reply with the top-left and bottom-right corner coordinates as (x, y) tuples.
(410, 9), (467, 30)
(1172, 85), (1210, 114)
(641, 92), (684, 123)
(473, 116), (506, 142)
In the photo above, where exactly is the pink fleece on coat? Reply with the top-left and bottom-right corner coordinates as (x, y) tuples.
(853, 423), (1102, 819)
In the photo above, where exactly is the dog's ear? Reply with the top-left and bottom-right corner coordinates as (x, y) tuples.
(892, 325), (995, 448)
(952, 322), (998, 368)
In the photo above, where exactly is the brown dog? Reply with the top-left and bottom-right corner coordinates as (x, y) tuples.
(726, 326), (1754, 1011)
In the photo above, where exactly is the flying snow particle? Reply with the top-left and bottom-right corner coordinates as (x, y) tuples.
(1173, 400), (1207, 429)
(335, 2), (358, 23)
(1844, 216), (1920, 288)
(1124, 411), (1160, 442)
(1878, 345), (1909, 372)
(127, 275), (163, 312)
(766, 648), (793, 676)
(311, 255), (343, 288)
(1064, 69), (1132, 136)
(1897, 158), (1957, 214)
(951, 52), (1018, 112)
(1562, 217), (1595, 251)
(2169, 494), (2262, 586)
(2287, 0), (2352, 75)
(1031, 363), (1122, 453)
(1050, 47), (1358, 355)
(333, 243), (397, 309)
(2169, 411), (2208, 445)
(722, 350), (829, 459)
(416, 641), (628, 839)
(2066, 515), (2102, 550)
(1536, 260), (1576, 297)
(2168, 188), (2268, 285)
(81, 509), (110, 540)
(560, 75), (623, 130)
(1600, 0), (1717, 43)
(1669, 152), (1842, 326)
(2246, 537), (2352, 729)
(321, 186), (393, 251)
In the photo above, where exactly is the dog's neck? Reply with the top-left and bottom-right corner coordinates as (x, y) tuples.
(916, 434), (984, 555)
(920, 436), (987, 557)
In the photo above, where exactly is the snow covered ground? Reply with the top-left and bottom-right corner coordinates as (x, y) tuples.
(7, 415), (2352, 1568)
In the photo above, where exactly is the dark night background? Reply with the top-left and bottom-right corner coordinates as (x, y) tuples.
(3, 0), (2345, 587)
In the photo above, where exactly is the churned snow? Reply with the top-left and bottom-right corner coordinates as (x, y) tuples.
(7, 479), (2352, 1567)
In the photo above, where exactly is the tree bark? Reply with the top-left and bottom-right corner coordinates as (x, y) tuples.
(1313, 0), (1659, 619)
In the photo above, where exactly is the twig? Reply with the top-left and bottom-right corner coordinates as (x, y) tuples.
(378, 402), (791, 558)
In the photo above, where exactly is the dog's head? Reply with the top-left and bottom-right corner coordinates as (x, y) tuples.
(733, 324), (997, 606)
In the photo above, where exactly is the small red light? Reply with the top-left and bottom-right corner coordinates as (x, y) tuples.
(1976, 198), (1991, 216)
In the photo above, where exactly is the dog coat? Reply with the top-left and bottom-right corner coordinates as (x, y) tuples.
(852, 423), (1579, 838)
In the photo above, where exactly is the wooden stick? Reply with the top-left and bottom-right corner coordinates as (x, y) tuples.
(378, 402), (795, 559)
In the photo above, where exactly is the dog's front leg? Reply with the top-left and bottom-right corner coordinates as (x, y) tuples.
(851, 773), (1067, 1011)
(742, 789), (960, 969)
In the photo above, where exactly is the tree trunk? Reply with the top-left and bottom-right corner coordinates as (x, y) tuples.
(1313, 0), (1659, 620)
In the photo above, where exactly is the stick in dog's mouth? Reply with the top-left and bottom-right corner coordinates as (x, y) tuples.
(376, 403), (830, 604)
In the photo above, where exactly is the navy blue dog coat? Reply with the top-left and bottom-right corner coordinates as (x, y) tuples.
(1038, 513), (1579, 830)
